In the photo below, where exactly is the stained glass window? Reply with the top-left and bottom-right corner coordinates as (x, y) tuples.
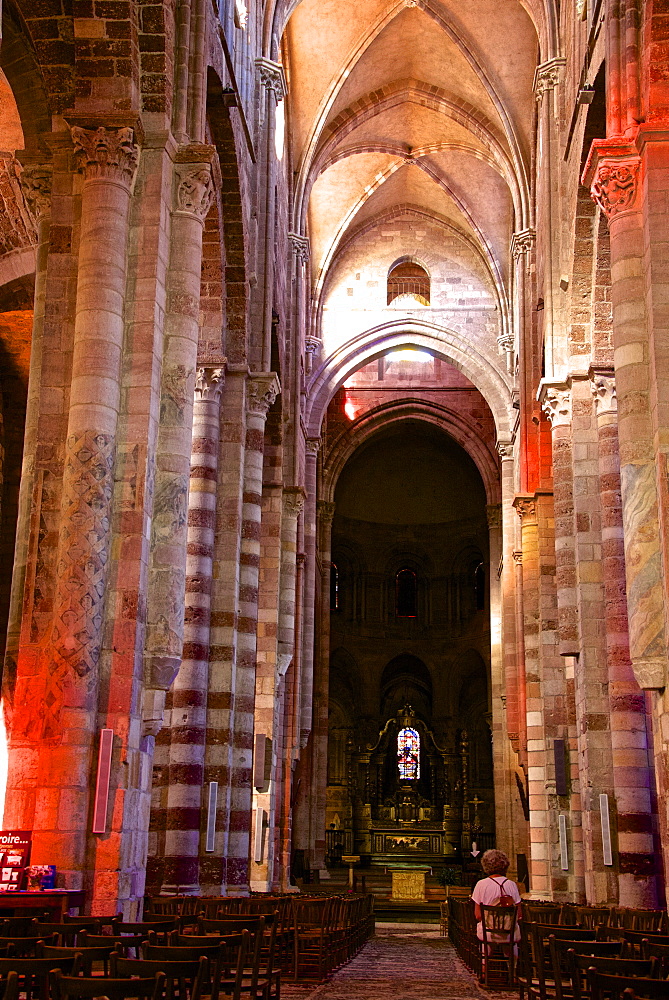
(397, 726), (420, 781)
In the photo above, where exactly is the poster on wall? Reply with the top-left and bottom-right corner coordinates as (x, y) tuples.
(0, 831), (31, 892)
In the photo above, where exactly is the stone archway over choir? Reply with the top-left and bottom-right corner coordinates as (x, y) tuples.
(0, 0), (667, 916)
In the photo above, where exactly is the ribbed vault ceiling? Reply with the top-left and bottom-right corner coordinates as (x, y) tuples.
(283, 0), (540, 305)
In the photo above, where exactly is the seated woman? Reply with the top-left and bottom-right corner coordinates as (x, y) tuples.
(470, 849), (522, 947)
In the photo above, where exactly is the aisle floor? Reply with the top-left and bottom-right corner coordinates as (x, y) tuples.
(283, 923), (520, 1000)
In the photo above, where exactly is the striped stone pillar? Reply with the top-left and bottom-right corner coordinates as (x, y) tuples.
(142, 151), (214, 737)
(203, 367), (247, 894)
(161, 365), (224, 894)
(300, 438), (320, 746)
(591, 370), (658, 906)
(15, 126), (139, 885)
(226, 372), (280, 894)
(275, 488), (305, 888)
(310, 499), (335, 877)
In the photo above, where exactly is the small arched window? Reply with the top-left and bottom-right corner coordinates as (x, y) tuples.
(398, 727), (420, 780)
(330, 563), (339, 611)
(396, 568), (417, 618)
(474, 561), (485, 611)
(387, 261), (430, 306)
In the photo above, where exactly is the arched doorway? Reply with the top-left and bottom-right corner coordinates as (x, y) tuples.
(323, 394), (496, 872)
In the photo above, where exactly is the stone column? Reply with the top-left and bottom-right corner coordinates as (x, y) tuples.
(227, 372), (280, 893)
(584, 134), (669, 885)
(275, 488), (304, 889)
(142, 150), (214, 740)
(300, 438), (320, 748)
(21, 127), (136, 888)
(534, 59), (566, 378)
(310, 499), (335, 878)
(161, 365), (224, 894)
(3, 163), (52, 717)
(591, 370), (658, 906)
(202, 367), (247, 894)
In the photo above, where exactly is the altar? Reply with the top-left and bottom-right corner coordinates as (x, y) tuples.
(391, 867), (430, 901)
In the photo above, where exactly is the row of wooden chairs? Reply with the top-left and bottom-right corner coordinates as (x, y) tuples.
(522, 902), (668, 934)
(146, 892), (374, 982)
(519, 920), (669, 1000)
(0, 928), (265, 1000)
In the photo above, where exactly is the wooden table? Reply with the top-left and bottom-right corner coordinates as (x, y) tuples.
(0, 890), (85, 920)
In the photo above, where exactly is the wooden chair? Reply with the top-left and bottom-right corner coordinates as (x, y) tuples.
(208, 929), (250, 1000)
(587, 968), (669, 1000)
(530, 925), (598, 1000)
(523, 903), (562, 926)
(620, 909), (667, 934)
(0, 933), (58, 957)
(479, 903), (518, 988)
(574, 908), (612, 931)
(31, 921), (85, 947)
(548, 936), (625, 1000)
(62, 915), (114, 930)
(50, 970), (166, 1000)
(290, 898), (332, 982)
(621, 929), (669, 956)
(0, 956), (79, 1000)
(566, 951), (658, 1000)
(37, 940), (118, 977)
(640, 938), (669, 974)
(110, 953), (208, 1000)
(0, 972), (17, 1000)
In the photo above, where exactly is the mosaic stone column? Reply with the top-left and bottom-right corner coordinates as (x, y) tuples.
(3, 163), (52, 717)
(142, 152), (214, 738)
(34, 126), (137, 884)
(226, 372), (280, 893)
(591, 371), (658, 906)
(161, 365), (224, 894)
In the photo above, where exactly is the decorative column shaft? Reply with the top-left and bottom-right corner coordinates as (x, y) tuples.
(162, 366), (224, 894)
(24, 126), (138, 887)
(226, 372), (280, 893)
(143, 151), (215, 737)
(583, 139), (667, 693)
(591, 371), (658, 906)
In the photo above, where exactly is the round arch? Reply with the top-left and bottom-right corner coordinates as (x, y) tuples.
(306, 318), (514, 442)
(323, 398), (501, 505)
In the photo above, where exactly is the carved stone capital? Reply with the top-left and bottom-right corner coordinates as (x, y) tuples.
(305, 336), (321, 356)
(513, 495), (537, 522)
(582, 139), (640, 219)
(175, 164), (214, 219)
(317, 500), (336, 525)
(512, 550), (523, 564)
(305, 437), (321, 456)
(534, 58), (565, 102)
(70, 125), (139, 185)
(256, 58), (286, 100)
(511, 228), (535, 259)
(283, 487), (306, 517)
(539, 382), (572, 427)
(497, 440), (514, 459)
(16, 161), (51, 227)
(247, 371), (281, 414)
(195, 365), (226, 401)
(289, 232), (310, 264)
(590, 371), (617, 415)
(486, 504), (502, 529)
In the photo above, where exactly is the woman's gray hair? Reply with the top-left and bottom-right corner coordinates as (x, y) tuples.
(481, 849), (510, 875)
